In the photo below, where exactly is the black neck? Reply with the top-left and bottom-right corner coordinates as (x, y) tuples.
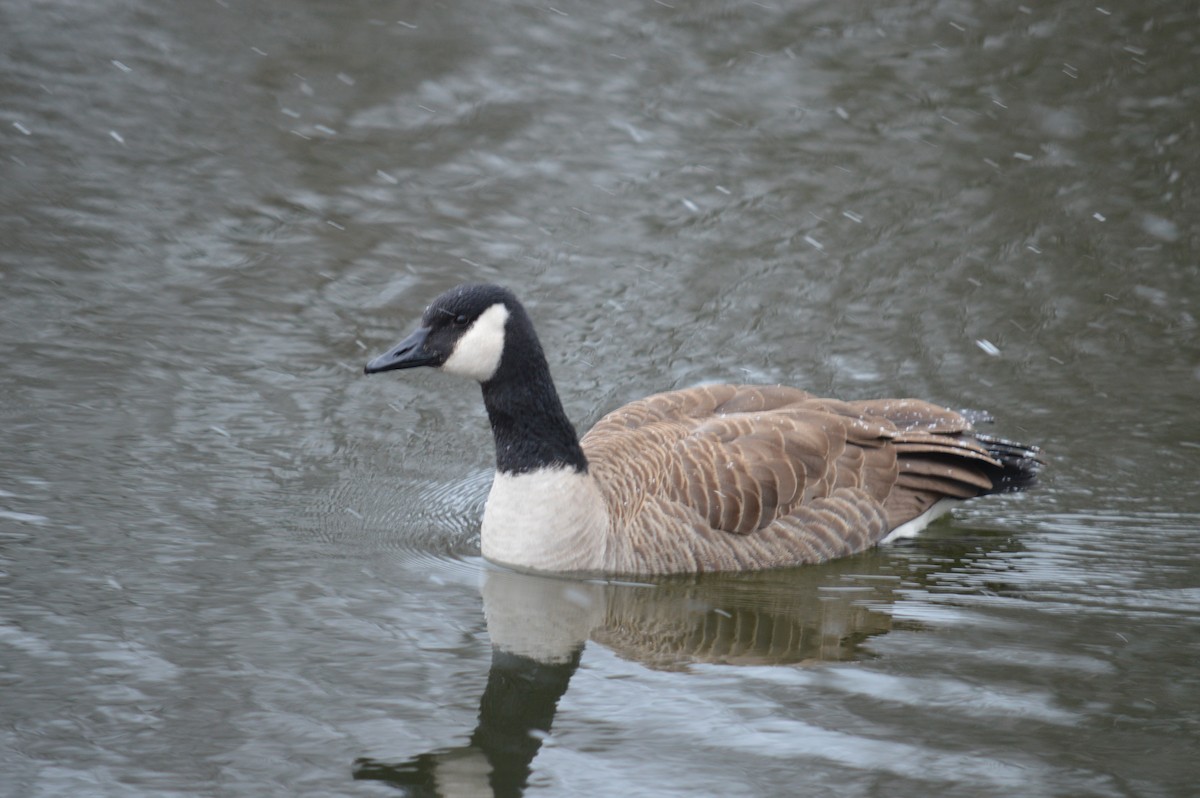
(480, 308), (588, 475)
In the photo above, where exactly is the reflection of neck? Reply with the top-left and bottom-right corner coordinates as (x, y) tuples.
(352, 645), (583, 797)
(471, 647), (583, 796)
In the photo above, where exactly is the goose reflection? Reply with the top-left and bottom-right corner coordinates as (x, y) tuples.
(351, 545), (922, 796)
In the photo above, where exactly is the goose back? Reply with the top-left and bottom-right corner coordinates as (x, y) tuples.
(580, 384), (1028, 574)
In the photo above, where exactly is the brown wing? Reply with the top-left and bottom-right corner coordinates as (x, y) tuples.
(581, 385), (1018, 572)
(583, 385), (825, 535)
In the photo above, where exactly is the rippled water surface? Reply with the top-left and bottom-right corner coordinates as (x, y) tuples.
(2, 1), (1198, 796)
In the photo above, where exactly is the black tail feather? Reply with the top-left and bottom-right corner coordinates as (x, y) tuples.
(974, 432), (1043, 493)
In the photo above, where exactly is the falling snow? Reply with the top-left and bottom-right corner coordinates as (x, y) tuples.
(975, 339), (1001, 356)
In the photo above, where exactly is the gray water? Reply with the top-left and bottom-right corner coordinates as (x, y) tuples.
(2, 0), (1198, 796)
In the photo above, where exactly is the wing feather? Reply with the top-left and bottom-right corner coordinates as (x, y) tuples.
(580, 384), (1030, 573)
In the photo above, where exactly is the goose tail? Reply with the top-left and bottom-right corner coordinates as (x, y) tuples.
(975, 433), (1043, 493)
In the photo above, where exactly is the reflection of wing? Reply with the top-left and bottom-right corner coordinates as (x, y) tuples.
(593, 585), (892, 670)
(584, 385), (1034, 572)
(591, 559), (900, 670)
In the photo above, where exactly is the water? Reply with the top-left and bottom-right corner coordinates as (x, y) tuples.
(2, 0), (1198, 795)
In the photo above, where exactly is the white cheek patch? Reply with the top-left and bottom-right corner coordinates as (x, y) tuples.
(441, 303), (510, 382)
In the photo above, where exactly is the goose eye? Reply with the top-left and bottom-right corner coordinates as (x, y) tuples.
(453, 314), (469, 326)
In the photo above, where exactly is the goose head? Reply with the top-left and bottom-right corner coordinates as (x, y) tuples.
(365, 283), (587, 479)
(364, 283), (520, 382)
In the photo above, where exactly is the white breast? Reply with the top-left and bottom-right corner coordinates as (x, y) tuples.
(481, 467), (610, 572)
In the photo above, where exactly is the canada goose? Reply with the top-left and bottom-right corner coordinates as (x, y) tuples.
(364, 283), (1042, 575)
